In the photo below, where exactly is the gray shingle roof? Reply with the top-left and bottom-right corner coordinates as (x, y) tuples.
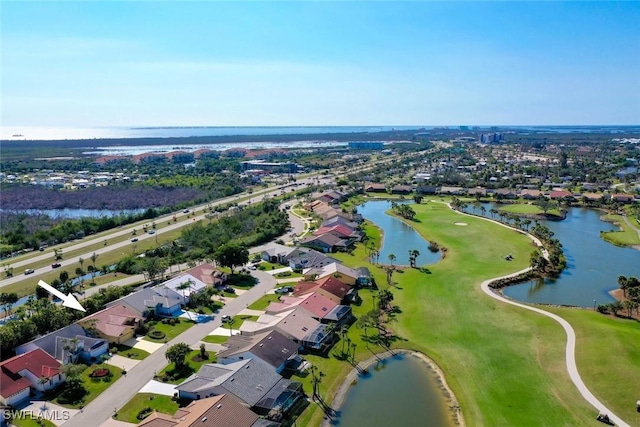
(107, 287), (182, 313)
(15, 323), (106, 361)
(217, 331), (297, 369)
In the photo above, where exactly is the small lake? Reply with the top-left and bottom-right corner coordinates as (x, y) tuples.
(470, 204), (640, 307)
(333, 353), (455, 427)
(0, 208), (144, 219)
(358, 200), (440, 266)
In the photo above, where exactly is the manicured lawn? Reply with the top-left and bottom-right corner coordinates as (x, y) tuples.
(11, 415), (56, 427)
(201, 334), (229, 344)
(157, 350), (216, 384)
(274, 270), (302, 279)
(110, 344), (151, 360)
(498, 203), (561, 216)
(600, 214), (640, 246)
(299, 201), (598, 426)
(257, 261), (286, 271)
(144, 318), (195, 342)
(115, 393), (180, 423)
(51, 364), (124, 409)
(546, 307), (640, 423)
(247, 294), (281, 310)
(221, 314), (259, 330)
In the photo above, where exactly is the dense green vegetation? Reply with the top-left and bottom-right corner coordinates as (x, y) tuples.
(0, 285), (135, 357)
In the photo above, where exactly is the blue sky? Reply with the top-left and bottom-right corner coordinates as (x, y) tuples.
(2, 1), (639, 127)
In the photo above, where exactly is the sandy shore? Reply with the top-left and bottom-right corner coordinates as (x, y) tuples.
(320, 349), (465, 427)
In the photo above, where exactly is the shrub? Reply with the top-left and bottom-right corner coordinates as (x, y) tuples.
(89, 368), (111, 378)
(148, 330), (166, 340)
(137, 407), (152, 420)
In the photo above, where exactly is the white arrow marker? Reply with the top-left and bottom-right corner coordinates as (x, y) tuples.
(38, 280), (86, 312)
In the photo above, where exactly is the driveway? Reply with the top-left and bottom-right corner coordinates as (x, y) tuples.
(19, 401), (79, 427)
(138, 380), (177, 397)
(106, 354), (140, 372)
(122, 336), (164, 354)
(61, 270), (278, 427)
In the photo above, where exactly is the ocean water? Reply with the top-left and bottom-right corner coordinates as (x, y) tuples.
(1, 125), (426, 141)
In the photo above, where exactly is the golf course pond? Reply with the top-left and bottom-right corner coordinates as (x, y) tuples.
(358, 200), (440, 266)
(360, 199), (640, 308)
(474, 204), (640, 307)
(328, 352), (457, 427)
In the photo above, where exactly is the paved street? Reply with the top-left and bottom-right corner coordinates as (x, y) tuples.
(61, 271), (277, 427)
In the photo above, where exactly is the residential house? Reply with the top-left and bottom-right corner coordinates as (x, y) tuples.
(216, 331), (298, 373)
(183, 264), (227, 288)
(138, 394), (278, 427)
(106, 287), (183, 318)
(364, 183), (387, 193)
(286, 249), (339, 272)
(299, 233), (351, 253)
(520, 189), (543, 199)
(261, 243), (300, 265)
(0, 349), (64, 406)
(296, 293), (351, 325)
(466, 187), (487, 197)
(355, 267), (373, 287)
(391, 185), (412, 195)
(612, 194), (635, 204)
(493, 188), (517, 199)
(303, 262), (359, 285)
(321, 216), (358, 230)
(314, 224), (363, 241)
(439, 186), (464, 195)
(549, 190), (573, 201)
(176, 358), (303, 419)
(293, 277), (354, 305)
(78, 305), (144, 344)
(415, 185), (438, 195)
(239, 308), (334, 352)
(582, 193), (605, 202)
(160, 274), (209, 303)
(16, 324), (108, 364)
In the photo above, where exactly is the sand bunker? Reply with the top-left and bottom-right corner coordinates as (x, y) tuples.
(454, 222), (468, 226)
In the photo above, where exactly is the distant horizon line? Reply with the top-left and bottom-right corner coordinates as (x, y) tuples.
(5, 124), (640, 129)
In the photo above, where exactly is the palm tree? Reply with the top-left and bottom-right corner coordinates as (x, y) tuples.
(388, 253), (396, 267)
(480, 206), (486, 217)
(176, 281), (194, 320)
(408, 249), (420, 268)
(489, 208), (498, 219)
(78, 257), (85, 272)
(90, 252), (99, 282)
(618, 275), (629, 297)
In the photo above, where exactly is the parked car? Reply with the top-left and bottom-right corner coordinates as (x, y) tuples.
(147, 230), (155, 235)
(221, 315), (232, 323)
(51, 263), (62, 269)
(183, 209), (190, 213)
(275, 286), (294, 295)
(24, 269), (35, 275)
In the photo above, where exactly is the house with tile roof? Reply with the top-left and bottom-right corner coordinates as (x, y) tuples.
(216, 331), (299, 373)
(0, 349), (64, 406)
(175, 359), (302, 419)
(303, 262), (359, 285)
(78, 305), (143, 344)
(182, 264), (227, 288)
(137, 394), (278, 427)
(15, 323), (108, 364)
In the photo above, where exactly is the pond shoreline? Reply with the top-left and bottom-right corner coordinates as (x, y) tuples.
(321, 349), (465, 427)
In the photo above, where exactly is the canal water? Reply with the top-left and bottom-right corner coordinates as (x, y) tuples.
(358, 200), (440, 266)
(469, 204), (640, 307)
(333, 353), (454, 427)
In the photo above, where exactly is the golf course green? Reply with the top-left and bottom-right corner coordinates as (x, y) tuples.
(298, 200), (638, 426)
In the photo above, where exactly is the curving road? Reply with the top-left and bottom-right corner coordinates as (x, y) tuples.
(449, 204), (631, 427)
